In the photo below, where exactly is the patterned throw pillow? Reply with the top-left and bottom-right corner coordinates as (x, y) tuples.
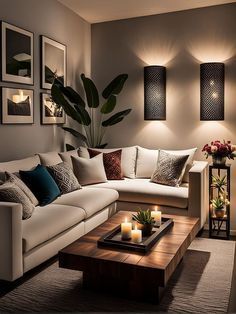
(88, 149), (123, 180)
(5, 172), (39, 206)
(0, 182), (34, 219)
(47, 162), (81, 194)
(151, 150), (189, 187)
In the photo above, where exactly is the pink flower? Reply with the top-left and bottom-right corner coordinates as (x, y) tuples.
(211, 145), (218, 153)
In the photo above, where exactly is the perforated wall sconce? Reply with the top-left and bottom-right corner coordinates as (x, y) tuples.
(144, 65), (166, 120)
(200, 62), (224, 120)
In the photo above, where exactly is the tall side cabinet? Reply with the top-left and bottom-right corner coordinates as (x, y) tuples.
(209, 164), (231, 240)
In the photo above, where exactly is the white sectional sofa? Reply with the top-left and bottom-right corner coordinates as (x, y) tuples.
(0, 146), (208, 282)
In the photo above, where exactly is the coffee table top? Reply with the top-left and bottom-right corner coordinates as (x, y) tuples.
(59, 211), (199, 286)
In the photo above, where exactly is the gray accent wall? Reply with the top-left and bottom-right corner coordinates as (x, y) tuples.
(91, 3), (236, 231)
(0, 0), (91, 162)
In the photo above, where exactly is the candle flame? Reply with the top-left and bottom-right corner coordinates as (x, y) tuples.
(155, 205), (158, 211)
(125, 217), (127, 223)
(135, 224), (137, 231)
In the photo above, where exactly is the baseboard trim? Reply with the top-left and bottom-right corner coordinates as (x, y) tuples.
(204, 224), (236, 236)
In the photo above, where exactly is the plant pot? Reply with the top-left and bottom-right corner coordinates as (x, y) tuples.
(137, 223), (154, 236)
(214, 207), (225, 218)
(212, 156), (226, 166)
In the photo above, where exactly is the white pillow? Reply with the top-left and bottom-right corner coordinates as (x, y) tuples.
(71, 154), (107, 186)
(78, 146), (137, 179)
(162, 148), (197, 183)
(38, 151), (62, 166)
(136, 146), (159, 178)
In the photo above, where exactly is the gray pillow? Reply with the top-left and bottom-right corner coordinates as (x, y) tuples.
(47, 162), (81, 194)
(151, 150), (189, 187)
(71, 154), (107, 186)
(5, 171), (39, 206)
(0, 182), (34, 219)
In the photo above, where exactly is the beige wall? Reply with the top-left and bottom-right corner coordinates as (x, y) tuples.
(0, 0), (91, 161)
(91, 3), (236, 231)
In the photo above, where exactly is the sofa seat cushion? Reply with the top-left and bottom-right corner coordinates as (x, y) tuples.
(53, 187), (119, 219)
(22, 204), (85, 253)
(88, 179), (188, 209)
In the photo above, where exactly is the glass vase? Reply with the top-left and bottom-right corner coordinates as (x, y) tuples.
(212, 156), (226, 166)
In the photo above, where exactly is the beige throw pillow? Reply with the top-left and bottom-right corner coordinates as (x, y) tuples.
(37, 151), (62, 166)
(71, 154), (107, 186)
(136, 146), (159, 178)
(163, 148), (197, 182)
(5, 172), (39, 206)
(151, 150), (189, 187)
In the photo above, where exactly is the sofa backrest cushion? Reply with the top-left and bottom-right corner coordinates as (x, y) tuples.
(0, 155), (40, 181)
(136, 146), (159, 178)
(58, 149), (79, 168)
(37, 151), (62, 166)
(20, 164), (60, 206)
(72, 154), (107, 186)
(78, 146), (137, 179)
(162, 148), (197, 182)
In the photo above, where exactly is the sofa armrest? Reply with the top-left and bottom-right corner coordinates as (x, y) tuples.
(188, 161), (208, 228)
(0, 202), (23, 281)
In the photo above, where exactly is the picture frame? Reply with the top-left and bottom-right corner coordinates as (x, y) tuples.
(41, 92), (65, 125)
(1, 21), (34, 85)
(1, 87), (34, 124)
(41, 35), (66, 89)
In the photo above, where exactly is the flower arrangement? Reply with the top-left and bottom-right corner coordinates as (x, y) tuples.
(202, 140), (236, 160)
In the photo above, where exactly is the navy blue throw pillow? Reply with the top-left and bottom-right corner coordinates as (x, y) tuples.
(20, 164), (60, 206)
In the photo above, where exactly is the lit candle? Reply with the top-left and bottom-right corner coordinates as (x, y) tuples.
(131, 225), (142, 243)
(151, 206), (162, 227)
(121, 218), (132, 240)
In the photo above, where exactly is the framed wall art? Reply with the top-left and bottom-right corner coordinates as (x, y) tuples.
(41, 36), (66, 89)
(1, 21), (34, 85)
(41, 93), (65, 124)
(1, 87), (34, 124)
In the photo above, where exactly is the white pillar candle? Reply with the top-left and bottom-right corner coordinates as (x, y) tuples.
(121, 218), (132, 240)
(151, 207), (162, 227)
(131, 225), (142, 243)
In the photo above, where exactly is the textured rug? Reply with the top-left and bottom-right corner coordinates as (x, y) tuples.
(0, 238), (235, 313)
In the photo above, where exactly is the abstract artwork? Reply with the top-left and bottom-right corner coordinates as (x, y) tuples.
(1, 87), (34, 124)
(1, 22), (34, 85)
(41, 93), (65, 124)
(41, 36), (66, 89)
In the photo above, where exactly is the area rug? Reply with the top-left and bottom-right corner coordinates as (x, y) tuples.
(0, 238), (235, 313)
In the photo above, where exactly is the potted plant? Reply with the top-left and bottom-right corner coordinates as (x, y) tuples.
(211, 175), (227, 194)
(132, 209), (155, 236)
(202, 140), (236, 165)
(51, 74), (132, 149)
(211, 197), (225, 218)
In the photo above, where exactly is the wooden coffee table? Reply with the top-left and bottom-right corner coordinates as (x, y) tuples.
(59, 211), (200, 303)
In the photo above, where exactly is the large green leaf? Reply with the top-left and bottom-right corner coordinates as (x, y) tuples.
(51, 84), (87, 125)
(100, 95), (116, 114)
(102, 109), (132, 127)
(61, 86), (86, 108)
(102, 74), (128, 99)
(62, 127), (87, 143)
(74, 104), (91, 125)
(81, 73), (99, 108)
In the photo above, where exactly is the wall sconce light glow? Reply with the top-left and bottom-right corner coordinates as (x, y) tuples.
(144, 66), (166, 120)
(200, 62), (224, 121)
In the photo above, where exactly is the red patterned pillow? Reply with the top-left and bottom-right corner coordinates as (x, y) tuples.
(88, 149), (123, 180)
